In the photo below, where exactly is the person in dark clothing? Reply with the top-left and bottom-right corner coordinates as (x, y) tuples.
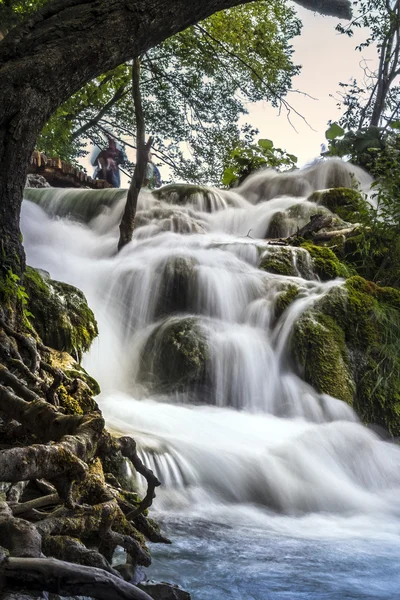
(94, 136), (126, 188)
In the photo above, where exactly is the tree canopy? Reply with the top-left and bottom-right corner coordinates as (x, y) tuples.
(28, 0), (302, 184)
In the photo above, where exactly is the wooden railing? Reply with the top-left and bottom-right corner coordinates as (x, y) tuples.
(29, 151), (112, 189)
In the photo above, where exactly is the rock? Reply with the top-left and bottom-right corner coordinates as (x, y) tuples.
(138, 581), (191, 600)
(140, 316), (208, 393)
(25, 174), (51, 189)
(308, 187), (367, 223)
(23, 267), (98, 363)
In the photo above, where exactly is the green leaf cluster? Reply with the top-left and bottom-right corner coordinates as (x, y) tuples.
(222, 137), (297, 187)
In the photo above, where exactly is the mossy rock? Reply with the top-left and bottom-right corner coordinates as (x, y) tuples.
(259, 247), (312, 279)
(24, 267), (98, 362)
(292, 276), (400, 434)
(140, 317), (208, 393)
(308, 188), (366, 224)
(292, 313), (355, 404)
(275, 284), (301, 320)
(301, 242), (351, 281)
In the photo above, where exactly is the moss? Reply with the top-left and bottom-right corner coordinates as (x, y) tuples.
(301, 242), (351, 281)
(305, 275), (400, 434)
(308, 187), (366, 223)
(58, 384), (84, 415)
(49, 349), (100, 396)
(140, 317), (208, 393)
(292, 313), (355, 403)
(275, 284), (300, 319)
(23, 266), (98, 362)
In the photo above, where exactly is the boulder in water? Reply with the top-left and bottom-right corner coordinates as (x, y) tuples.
(140, 316), (208, 394)
(23, 266), (98, 362)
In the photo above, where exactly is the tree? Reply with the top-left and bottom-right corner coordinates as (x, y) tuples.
(335, 0), (400, 130)
(0, 0), (351, 280)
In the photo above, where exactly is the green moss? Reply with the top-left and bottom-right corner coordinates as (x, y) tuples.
(308, 276), (400, 434)
(292, 313), (355, 403)
(308, 187), (366, 223)
(58, 384), (84, 415)
(275, 284), (300, 319)
(23, 266), (98, 362)
(301, 242), (351, 281)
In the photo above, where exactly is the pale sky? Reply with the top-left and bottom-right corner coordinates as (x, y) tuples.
(80, 4), (376, 182)
(246, 4), (375, 166)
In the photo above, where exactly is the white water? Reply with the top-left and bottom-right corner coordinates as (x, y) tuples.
(22, 159), (400, 599)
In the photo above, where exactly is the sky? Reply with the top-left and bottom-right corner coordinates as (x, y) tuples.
(246, 4), (375, 167)
(80, 3), (376, 183)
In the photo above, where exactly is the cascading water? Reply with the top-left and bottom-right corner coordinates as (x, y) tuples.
(22, 159), (400, 599)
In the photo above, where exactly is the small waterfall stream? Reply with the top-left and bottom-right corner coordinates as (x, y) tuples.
(22, 159), (400, 599)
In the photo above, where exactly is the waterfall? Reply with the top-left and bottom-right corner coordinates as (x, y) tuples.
(21, 159), (400, 599)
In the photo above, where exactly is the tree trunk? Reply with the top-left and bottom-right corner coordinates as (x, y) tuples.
(0, 0), (350, 275)
(118, 59), (152, 251)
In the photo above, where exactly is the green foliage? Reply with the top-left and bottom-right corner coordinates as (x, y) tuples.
(324, 124), (400, 287)
(222, 138), (297, 186)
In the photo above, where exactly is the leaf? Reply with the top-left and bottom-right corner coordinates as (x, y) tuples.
(389, 121), (400, 130)
(325, 123), (345, 141)
(258, 139), (274, 151)
(222, 168), (237, 187)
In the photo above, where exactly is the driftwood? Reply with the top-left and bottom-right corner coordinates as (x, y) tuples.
(266, 214), (360, 246)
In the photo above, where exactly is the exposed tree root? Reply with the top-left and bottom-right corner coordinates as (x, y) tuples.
(0, 322), (167, 599)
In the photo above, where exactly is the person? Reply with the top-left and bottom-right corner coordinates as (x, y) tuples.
(143, 153), (161, 188)
(93, 136), (126, 188)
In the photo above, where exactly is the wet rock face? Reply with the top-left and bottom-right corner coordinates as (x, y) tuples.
(23, 266), (98, 363)
(25, 174), (51, 189)
(154, 255), (198, 318)
(139, 581), (191, 600)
